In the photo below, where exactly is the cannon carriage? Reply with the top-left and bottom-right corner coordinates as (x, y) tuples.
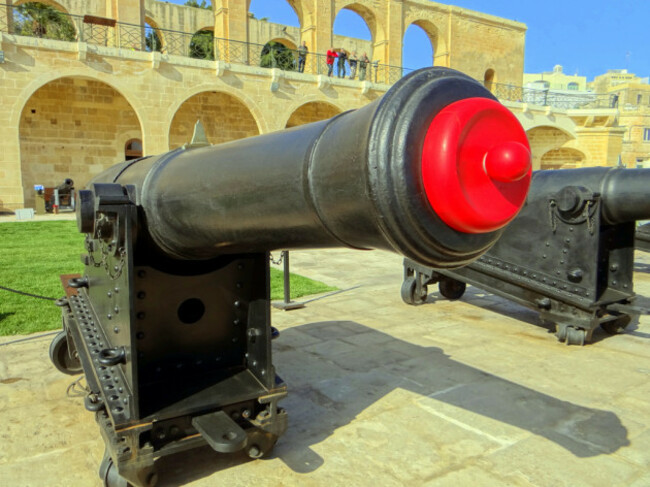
(402, 166), (650, 345)
(48, 67), (532, 486)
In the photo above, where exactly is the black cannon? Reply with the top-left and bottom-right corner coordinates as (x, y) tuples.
(401, 166), (650, 346)
(49, 68), (532, 487)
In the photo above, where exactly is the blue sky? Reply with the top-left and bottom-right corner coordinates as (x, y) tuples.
(168, 0), (649, 82)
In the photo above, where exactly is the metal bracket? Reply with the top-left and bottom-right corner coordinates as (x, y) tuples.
(192, 411), (247, 453)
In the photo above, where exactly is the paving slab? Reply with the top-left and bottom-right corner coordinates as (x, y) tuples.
(1, 248), (650, 486)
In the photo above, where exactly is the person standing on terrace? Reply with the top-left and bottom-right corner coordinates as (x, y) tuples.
(326, 47), (338, 77)
(297, 41), (308, 73)
(359, 52), (369, 81)
(349, 51), (358, 79)
(337, 49), (348, 78)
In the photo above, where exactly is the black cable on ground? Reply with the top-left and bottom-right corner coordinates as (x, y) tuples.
(0, 285), (57, 301)
(0, 330), (59, 347)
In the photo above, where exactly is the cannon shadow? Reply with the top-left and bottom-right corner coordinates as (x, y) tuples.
(154, 321), (629, 485)
(424, 286), (640, 344)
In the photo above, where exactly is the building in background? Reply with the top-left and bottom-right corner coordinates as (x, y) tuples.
(0, 0), (629, 212)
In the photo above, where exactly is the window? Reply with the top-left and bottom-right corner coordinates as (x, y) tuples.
(567, 82), (578, 90)
(125, 139), (143, 160)
(638, 94), (643, 105)
(644, 128), (650, 142)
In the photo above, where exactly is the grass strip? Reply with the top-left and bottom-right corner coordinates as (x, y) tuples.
(0, 220), (336, 336)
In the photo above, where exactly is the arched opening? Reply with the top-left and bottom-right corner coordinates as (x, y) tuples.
(125, 139), (143, 160)
(269, 37), (297, 51)
(260, 40), (296, 70)
(189, 28), (214, 60)
(144, 17), (162, 52)
(484, 69), (496, 91)
(540, 147), (585, 170)
(169, 91), (260, 150)
(567, 82), (579, 91)
(248, 0), (301, 27)
(332, 5), (375, 79)
(402, 22), (435, 75)
(285, 102), (342, 128)
(13, 1), (76, 41)
(248, 1), (303, 69)
(526, 126), (574, 170)
(19, 77), (141, 208)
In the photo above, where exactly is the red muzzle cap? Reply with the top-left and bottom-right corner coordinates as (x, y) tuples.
(421, 97), (532, 233)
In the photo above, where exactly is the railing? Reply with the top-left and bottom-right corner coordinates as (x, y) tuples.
(0, 3), (637, 107)
(494, 83), (616, 110)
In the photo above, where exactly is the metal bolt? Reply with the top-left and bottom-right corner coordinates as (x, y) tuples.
(113, 327), (119, 334)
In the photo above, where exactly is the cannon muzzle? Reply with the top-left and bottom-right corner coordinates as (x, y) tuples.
(78, 68), (531, 267)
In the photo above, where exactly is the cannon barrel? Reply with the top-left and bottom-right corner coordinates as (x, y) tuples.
(55, 178), (74, 193)
(530, 167), (650, 226)
(78, 68), (531, 267)
(401, 165), (650, 345)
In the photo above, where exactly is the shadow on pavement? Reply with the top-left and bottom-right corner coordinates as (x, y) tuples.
(154, 321), (629, 485)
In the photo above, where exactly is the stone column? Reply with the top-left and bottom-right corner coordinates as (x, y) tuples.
(1, 0), (13, 35)
(385, 0), (404, 68)
(214, 0), (248, 63)
(105, 0), (145, 49)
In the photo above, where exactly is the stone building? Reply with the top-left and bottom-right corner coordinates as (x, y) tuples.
(524, 64), (587, 91)
(0, 0), (626, 212)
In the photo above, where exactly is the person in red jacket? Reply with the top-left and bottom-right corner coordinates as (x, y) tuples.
(326, 47), (338, 77)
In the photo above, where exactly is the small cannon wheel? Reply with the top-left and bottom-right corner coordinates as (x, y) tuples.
(49, 331), (82, 375)
(565, 327), (586, 346)
(246, 429), (279, 459)
(401, 276), (427, 305)
(438, 277), (466, 300)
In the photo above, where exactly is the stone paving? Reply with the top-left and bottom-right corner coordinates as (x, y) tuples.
(1, 244), (650, 486)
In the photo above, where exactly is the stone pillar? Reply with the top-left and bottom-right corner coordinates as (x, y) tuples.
(105, 0), (145, 49)
(214, 0), (249, 63)
(1, 0), (14, 35)
(385, 0), (404, 68)
(313, 0), (333, 56)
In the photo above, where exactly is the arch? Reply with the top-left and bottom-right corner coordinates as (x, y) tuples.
(144, 16), (163, 53)
(269, 37), (297, 51)
(11, 70), (146, 132)
(484, 69), (496, 91)
(567, 82), (579, 91)
(247, 0), (304, 30)
(187, 26), (215, 59)
(125, 138), (143, 160)
(19, 76), (142, 208)
(13, 0), (69, 14)
(13, 1), (77, 41)
(540, 147), (586, 170)
(285, 101), (343, 128)
(334, 1), (385, 50)
(526, 125), (575, 171)
(168, 91), (261, 150)
(165, 84), (266, 135)
(403, 19), (445, 68)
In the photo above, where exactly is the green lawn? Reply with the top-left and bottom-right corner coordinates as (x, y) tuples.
(0, 221), (335, 336)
